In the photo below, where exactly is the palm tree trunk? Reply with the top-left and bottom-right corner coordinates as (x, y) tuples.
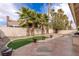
(46, 25), (49, 34)
(31, 24), (35, 36)
(54, 29), (58, 33)
(41, 24), (45, 34)
(27, 27), (30, 36)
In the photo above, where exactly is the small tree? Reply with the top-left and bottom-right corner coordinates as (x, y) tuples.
(52, 18), (65, 33)
(51, 9), (69, 33)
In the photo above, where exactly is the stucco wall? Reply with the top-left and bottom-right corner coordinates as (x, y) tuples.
(0, 27), (26, 37)
(0, 27), (53, 37)
(0, 27), (75, 38)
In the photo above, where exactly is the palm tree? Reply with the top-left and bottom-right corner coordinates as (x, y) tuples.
(17, 7), (38, 36)
(40, 14), (45, 34)
(17, 6), (50, 35)
(29, 10), (37, 36)
(17, 7), (31, 36)
(43, 14), (49, 34)
(35, 13), (44, 34)
(36, 13), (48, 34)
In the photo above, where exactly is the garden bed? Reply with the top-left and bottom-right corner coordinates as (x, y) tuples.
(7, 36), (47, 50)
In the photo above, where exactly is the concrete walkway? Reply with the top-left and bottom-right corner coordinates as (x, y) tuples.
(12, 30), (79, 56)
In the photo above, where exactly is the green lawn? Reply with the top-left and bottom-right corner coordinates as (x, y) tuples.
(7, 36), (47, 49)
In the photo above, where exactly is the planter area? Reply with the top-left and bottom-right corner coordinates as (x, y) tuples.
(7, 36), (47, 50)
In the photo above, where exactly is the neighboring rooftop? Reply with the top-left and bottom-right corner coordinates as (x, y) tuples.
(6, 16), (20, 27)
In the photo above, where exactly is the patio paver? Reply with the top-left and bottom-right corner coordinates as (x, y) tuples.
(12, 33), (79, 56)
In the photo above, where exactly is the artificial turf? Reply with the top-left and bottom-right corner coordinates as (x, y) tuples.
(7, 36), (46, 49)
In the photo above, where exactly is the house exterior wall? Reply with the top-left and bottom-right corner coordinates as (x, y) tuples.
(69, 3), (79, 26)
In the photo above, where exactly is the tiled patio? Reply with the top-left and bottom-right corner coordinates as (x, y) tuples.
(12, 34), (79, 56)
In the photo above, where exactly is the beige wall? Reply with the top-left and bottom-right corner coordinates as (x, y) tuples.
(0, 27), (26, 37)
(0, 27), (53, 37)
(0, 27), (75, 38)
